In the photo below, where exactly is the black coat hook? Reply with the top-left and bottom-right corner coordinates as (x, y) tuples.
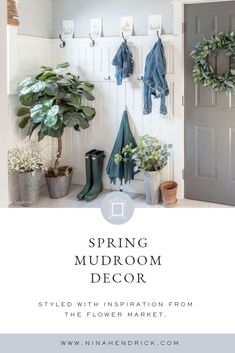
(89, 33), (95, 47)
(157, 30), (161, 40)
(122, 32), (127, 42)
(59, 34), (66, 48)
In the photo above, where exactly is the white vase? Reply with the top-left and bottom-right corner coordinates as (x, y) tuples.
(144, 171), (160, 205)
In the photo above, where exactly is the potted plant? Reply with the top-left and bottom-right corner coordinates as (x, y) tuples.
(160, 181), (178, 208)
(8, 141), (45, 207)
(16, 62), (96, 199)
(115, 135), (172, 205)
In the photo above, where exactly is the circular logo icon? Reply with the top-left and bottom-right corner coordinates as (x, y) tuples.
(101, 191), (135, 225)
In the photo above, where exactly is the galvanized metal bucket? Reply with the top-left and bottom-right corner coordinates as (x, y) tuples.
(46, 171), (73, 199)
(144, 171), (161, 205)
(18, 170), (42, 207)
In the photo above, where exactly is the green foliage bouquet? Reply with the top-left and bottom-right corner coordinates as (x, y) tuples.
(115, 135), (172, 172)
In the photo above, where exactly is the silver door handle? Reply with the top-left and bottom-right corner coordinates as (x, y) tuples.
(104, 76), (111, 80)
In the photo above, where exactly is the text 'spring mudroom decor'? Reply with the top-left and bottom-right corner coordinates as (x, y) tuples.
(191, 32), (235, 92)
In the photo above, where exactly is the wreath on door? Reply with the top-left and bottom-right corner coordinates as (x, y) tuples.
(191, 32), (235, 92)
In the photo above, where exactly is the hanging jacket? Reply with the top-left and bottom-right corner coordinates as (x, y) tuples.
(112, 41), (134, 85)
(143, 39), (169, 115)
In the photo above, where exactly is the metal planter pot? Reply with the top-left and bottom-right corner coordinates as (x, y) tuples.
(144, 171), (161, 205)
(18, 169), (42, 207)
(46, 171), (73, 199)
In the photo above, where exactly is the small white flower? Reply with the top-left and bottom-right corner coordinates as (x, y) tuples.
(8, 140), (46, 174)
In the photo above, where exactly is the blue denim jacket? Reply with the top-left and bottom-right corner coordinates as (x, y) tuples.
(112, 41), (134, 85)
(143, 40), (169, 115)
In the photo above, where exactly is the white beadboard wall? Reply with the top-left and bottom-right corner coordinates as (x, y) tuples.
(7, 27), (55, 203)
(8, 27), (181, 201)
(52, 35), (176, 194)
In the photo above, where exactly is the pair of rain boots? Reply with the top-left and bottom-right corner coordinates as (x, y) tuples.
(77, 149), (105, 202)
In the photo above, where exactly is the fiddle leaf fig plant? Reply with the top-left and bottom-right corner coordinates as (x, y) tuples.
(17, 62), (96, 176)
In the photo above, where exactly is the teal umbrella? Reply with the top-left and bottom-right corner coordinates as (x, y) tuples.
(106, 110), (137, 189)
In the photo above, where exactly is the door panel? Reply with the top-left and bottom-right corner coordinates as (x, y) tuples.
(185, 1), (235, 205)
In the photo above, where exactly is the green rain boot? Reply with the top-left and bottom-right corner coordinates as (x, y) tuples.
(77, 149), (98, 200)
(85, 151), (105, 202)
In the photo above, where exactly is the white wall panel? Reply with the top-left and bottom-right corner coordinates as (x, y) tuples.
(7, 27), (54, 204)
(52, 35), (176, 194)
(0, 0), (8, 207)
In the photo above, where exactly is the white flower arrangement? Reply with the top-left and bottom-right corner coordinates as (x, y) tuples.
(8, 141), (45, 174)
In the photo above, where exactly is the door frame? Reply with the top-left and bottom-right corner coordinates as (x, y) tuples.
(172, 0), (233, 199)
(0, 0), (8, 207)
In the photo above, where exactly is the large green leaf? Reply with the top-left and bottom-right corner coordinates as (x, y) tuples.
(20, 81), (46, 95)
(30, 104), (46, 123)
(57, 88), (71, 101)
(83, 90), (95, 101)
(36, 71), (58, 82)
(59, 103), (74, 114)
(39, 97), (55, 108)
(48, 105), (60, 117)
(19, 93), (39, 107)
(46, 76), (59, 82)
(18, 116), (29, 129)
(56, 62), (70, 69)
(40, 125), (64, 139)
(53, 115), (63, 130)
(38, 124), (48, 141)
(74, 124), (80, 131)
(45, 82), (58, 96)
(63, 112), (79, 127)
(78, 115), (89, 129)
(17, 107), (30, 117)
(57, 79), (71, 86)
(82, 84), (95, 93)
(44, 115), (58, 128)
(28, 122), (40, 138)
(19, 77), (36, 89)
(83, 81), (94, 88)
(44, 105), (60, 128)
(67, 94), (81, 108)
(49, 127), (64, 138)
(40, 65), (53, 71)
(81, 106), (96, 119)
(31, 81), (46, 93)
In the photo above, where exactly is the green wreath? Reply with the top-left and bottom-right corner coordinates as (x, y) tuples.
(191, 32), (235, 92)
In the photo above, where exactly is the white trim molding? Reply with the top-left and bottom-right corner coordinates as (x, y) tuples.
(0, 0), (9, 207)
(172, 0), (234, 4)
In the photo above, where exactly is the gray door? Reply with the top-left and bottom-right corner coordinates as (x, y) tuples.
(185, 1), (235, 205)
